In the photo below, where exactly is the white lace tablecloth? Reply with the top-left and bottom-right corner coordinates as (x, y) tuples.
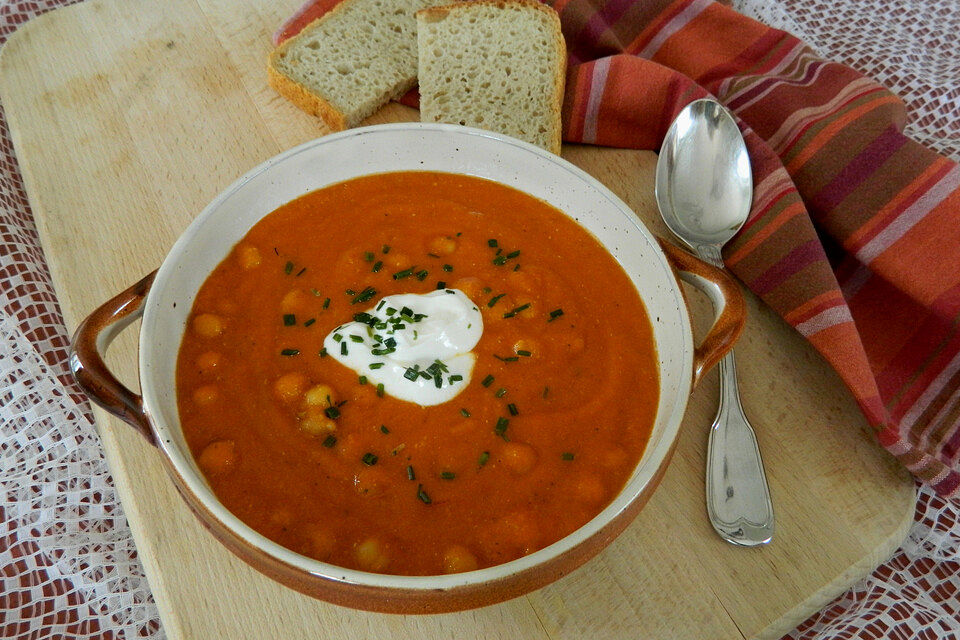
(1, 0), (958, 637)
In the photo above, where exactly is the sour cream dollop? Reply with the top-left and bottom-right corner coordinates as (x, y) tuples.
(324, 290), (483, 406)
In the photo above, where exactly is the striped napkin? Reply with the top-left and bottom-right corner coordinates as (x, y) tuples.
(275, 0), (960, 497)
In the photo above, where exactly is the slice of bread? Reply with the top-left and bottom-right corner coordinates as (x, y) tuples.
(268, 0), (435, 131)
(416, 0), (566, 154)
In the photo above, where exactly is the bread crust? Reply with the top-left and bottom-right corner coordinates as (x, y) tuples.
(266, 61), (348, 132)
(416, 0), (566, 154)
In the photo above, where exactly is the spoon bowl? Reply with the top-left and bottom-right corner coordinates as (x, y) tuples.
(656, 99), (753, 249)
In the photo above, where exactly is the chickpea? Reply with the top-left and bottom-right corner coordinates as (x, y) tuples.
(299, 413), (336, 437)
(237, 245), (261, 270)
(274, 372), (307, 403)
(281, 289), (311, 314)
(306, 527), (336, 560)
(429, 235), (457, 255)
(573, 475), (606, 504)
(304, 384), (336, 407)
(355, 537), (390, 572)
(192, 384), (219, 406)
(501, 442), (538, 475)
(443, 545), (478, 573)
(198, 440), (236, 475)
(513, 338), (537, 357)
(196, 351), (221, 373)
(192, 313), (223, 338)
(452, 277), (483, 301)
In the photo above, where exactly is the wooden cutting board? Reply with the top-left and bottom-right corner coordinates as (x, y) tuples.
(0, 0), (915, 637)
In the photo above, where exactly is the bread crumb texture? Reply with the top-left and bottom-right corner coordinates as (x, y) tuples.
(417, 0), (566, 153)
(269, 0), (436, 129)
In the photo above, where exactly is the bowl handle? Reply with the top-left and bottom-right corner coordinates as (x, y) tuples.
(658, 239), (746, 387)
(69, 271), (158, 445)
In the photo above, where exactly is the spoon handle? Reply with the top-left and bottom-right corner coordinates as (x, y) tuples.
(706, 351), (774, 546)
(695, 244), (774, 546)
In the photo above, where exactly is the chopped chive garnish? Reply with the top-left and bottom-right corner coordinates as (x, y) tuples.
(415, 269), (429, 281)
(372, 260), (383, 272)
(324, 406), (340, 419)
(393, 267), (415, 280)
(494, 417), (509, 439)
(380, 424), (389, 434)
(371, 347), (396, 356)
(513, 264), (520, 271)
(349, 334), (364, 343)
(376, 383), (385, 397)
(506, 250), (520, 259)
(440, 471), (456, 480)
(488, 239), (498, 247)
(449, 374), (463, 384)
(369, 362), (385, 369)
(319, 347), (328, 358)
(494, 355), (520, 362)
(404, 367), (420, 381)
(333, 334), (343, 342)
(283, 314), (296, 326)
(364, 251), (375, 262)
(543, 386), (550, 398)
(460, 408), (471, 418)
(442, 264), (453, 272)
(481, 374), (495, 387)
(351, 287), (377, 304)
(548, 308), (564, 321)
(322, 435), (337, 448)
(507, 403), (519, 416)
(562, 452), (575, 461)
(361, 453), (378, 466)
(296, 267), (307, 277)
(359, 376), (368, 385)
(495, 387), (507, 398)
(345, 288), (355, 296)
(382, 244), (391, 254)
(310, 288), (321, 297)
(340, 342), (348, 356)
(433, 373), (442, 389)
(280, 348), (299, 356)
(436, 281), (446, 290)
(487, 293), (506, 308)
(407, 465), (416, 480)
(427, 252), (440, 258)
(478, 451), (490, 467)
(323, 298), (331, 309)
(492, 255), (508, 266)
(503, 303), (530, 318)
(417, 484), (431, 504)
(516, 349), (532, 357)
(304, 318), (316, 327)
(284, 261), (293, 274)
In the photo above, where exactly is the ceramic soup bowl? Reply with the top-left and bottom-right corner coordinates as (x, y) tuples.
(70, 123), (744, 613)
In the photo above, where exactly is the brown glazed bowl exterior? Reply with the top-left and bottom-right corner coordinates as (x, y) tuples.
(70, 124), (745, 613)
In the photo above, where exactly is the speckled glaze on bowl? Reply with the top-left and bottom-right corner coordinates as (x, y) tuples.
(70, 124), (744, 613)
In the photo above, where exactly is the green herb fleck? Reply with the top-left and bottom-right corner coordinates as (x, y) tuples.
(393, 267), (415, 280)
(407, 465), (416, 480)
(487, 293), (506, 308)
(304, 318), (316, 327)
(283, 314), (296, 326)
(324, 406), (340, 419)
(318, 347), (328, 358)
(322, 297), (331, 309)
(494, 417), (509, 440)
(507, 403), (519, 416)
(372, 260), (383, 273)
(442, 264), (453, 272)
(548, 308), (564, 321)
(284, 261), (293, 275)
(376, 383), (385, 398)
(369, 362), (385, 370)
(440, 471), (456, 480)
(364, 251), (375, 262)
(359, 376), (368, 385)
(495, 387), (507, 398)
(382, 244), (391, 254)
(417, 484), (431, 504)
(478, 451), (490, 467)
(361, 453), (378, 466)
(481, 374), (495, 387)
(322, 435), (337, 448)
(380, 424), (389, 434)
(487, 239), (498, 247)
(280, 348), (299, 356)
(460, 408), (471, 418)
(562, 452), (575, 461)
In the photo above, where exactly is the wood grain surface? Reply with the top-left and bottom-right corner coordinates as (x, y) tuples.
(0, 0), (916, 638)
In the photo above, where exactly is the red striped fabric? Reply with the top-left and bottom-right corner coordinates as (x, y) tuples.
(274, 0), (960, 496)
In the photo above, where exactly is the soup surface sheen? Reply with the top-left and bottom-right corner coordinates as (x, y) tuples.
(177, 171), (659, 576)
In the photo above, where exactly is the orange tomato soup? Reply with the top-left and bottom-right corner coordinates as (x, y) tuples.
(176, 172), (658, 575)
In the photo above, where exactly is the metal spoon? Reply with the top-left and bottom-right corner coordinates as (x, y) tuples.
(655, 98), (774, 546)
